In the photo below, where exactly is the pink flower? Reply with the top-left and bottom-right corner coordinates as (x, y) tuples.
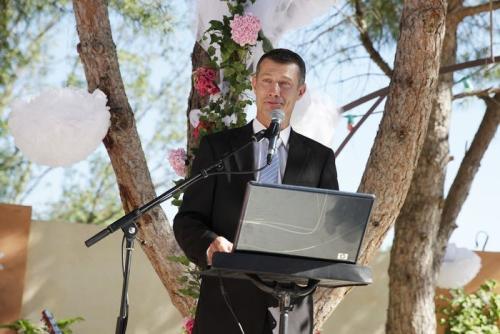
(230, 14), (261, 47)
(183, 317), (195, 334)
(194, 67), (220, 97)
(168, 148), (187, 177)
(192, 120), (212, 141)
(196, 67), (216, 81)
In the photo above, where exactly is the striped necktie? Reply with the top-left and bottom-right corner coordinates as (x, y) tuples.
(259, 139), (281, 184)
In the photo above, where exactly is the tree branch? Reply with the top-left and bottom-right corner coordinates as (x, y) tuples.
(436, 93), (500, 257)
(298, 18), (349, 48)
(19, 167), (54, 202)
(340, 56), (500, 113)
(453, 87), (500, 100)
(452, 1), (500, 21)
(353, 0), (393, 77)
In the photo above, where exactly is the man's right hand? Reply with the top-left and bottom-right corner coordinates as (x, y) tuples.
(207, 236), (233, 265)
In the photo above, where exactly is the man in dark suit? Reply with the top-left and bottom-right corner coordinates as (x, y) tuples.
(174, 48), (339, 334)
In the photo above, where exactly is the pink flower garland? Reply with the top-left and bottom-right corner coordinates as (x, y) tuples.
(230, 14), (261, 47)
(183, 317), (195, 334)
(194, 67), (220, 97)
(168, 148), (187, 177)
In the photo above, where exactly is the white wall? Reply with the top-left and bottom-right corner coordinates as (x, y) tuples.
(21, 220), (390, 333)
(21, 220), (183, 333)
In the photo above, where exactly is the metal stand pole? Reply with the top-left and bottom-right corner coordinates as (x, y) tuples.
(115, 223), (137, 334)
(246, 274), (318, 334)
(278, 292), (292, 334)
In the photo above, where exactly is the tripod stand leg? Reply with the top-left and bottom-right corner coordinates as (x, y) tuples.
(116, 224), (137, 334)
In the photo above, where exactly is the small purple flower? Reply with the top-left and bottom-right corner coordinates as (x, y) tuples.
(168, 148), (187, 177)
(230, 14), (261, 47)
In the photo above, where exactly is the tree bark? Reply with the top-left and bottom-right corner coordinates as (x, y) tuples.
(386, 3), (457, 331)
(72, 0), (194, 316)
(314, 1), (447, 329)
(186, 42), (210, 159)
(386, 0), (500, 332)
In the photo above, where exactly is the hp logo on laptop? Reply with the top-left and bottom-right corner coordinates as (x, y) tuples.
(337, 253), (349, 261)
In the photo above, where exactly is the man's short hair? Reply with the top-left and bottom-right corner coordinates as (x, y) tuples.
(256, 48), (306, 85)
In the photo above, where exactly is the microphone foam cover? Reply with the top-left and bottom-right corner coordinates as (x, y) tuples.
(271, 109), (285, 122)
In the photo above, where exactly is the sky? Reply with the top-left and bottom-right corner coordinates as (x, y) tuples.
(14, 2), (500, 252)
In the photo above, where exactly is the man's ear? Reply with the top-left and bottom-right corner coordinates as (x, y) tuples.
(251, 75), (257, 91)
(298, 83), (307, 99)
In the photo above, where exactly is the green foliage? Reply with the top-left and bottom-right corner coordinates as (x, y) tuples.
(438, 280), (500, 334)
(168, 255), (201, 300)
(0, 0), (187, 225)
(108, 0), (175, 34)
(191, 0), (261, 150)
(483, 65), (500, 82)
(199, 9), (255, 136)
(0, 1), (66, 203)
(52, 316), (84, 334)
(170, 179), (185, 207)
(0, 319), (44, 334)
(0, 149), (33, 202)
(0, 315), (83, 334)
(0, 1), (67, 95)
(169, 0), (261, 301)
(221, 0), (256, 15)
(353, 0), (403, 43)
(117, 50), (152, 102)
(0, 1), (71, 93)
(171, 0), (261, 206)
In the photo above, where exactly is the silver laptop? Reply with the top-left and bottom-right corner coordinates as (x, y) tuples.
(233, 182), (375, 263)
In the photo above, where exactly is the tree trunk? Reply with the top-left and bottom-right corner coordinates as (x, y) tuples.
(72, 0), (194, 316)
(386, 0), (500, 332)
(186, 42), (210, 159)
(386, 5), (458, 332)
(314, 1), (447, 329)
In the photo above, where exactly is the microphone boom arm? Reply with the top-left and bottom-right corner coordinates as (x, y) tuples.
(85, 130), (267, 247)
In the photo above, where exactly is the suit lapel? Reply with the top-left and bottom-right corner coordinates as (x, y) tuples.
(229, 122), (255, 182)
(283, 129), (311, 185)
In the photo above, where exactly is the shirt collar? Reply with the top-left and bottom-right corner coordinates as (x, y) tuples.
(252, 118), (291, 147)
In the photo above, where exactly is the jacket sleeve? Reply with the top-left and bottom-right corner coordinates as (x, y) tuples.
(319, 148), (339, 191)
(173, 136), (218, 268)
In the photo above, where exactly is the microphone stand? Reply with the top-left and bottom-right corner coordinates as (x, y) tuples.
(85, 130), (267, 334)
(247, 274), (318, 334)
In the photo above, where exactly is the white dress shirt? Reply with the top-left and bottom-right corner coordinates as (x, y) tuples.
(252, 118), (291, 183)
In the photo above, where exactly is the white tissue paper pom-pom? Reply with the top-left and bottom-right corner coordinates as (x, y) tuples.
(436, 243), (482, 289)
(291, 89), (341, 147)
(8, 88), (111, 167)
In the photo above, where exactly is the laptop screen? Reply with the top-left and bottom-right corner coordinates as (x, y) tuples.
(233, 182), (375, 263)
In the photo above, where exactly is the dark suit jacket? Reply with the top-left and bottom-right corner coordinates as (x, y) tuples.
(174, 121), (339, 334)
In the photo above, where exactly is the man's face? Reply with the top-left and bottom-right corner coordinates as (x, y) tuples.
(251, 59), (306, 128)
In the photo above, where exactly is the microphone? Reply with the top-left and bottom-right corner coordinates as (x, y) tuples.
(266, 109), (285, 164)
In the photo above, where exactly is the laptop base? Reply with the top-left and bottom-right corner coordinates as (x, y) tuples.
(203, 252), (372, 288)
